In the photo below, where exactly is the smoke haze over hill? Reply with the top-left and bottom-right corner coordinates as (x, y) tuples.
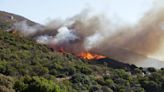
(12, 1), (164, 68)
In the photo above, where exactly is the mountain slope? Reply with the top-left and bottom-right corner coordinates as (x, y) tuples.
(0, 11), (164, 92)
(0, 11), (40, 26)
(0, 21), (163, 92)
(0, 11), (42, 31)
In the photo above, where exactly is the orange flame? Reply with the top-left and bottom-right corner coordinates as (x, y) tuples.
(78, 52), (106, 60)
(54, 47), (106, 60)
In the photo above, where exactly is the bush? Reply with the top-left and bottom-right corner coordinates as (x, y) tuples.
(141, 80), (159, 92)
(14, 76), (60, 92)
(71, 73), (92, 90)
(101, 86), (113, 92)
(0, 74), (15, 92)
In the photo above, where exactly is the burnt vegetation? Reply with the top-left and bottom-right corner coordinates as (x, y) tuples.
(0, 12), (164, 92)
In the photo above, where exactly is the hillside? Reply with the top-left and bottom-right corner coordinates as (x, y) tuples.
(0, 11), (42, 30)
(0, 11), (164, 92)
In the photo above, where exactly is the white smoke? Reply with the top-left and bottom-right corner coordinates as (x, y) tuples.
(36, 26), (79, 47)
(13, 20), (43, 37)
(52, 26), (78, 44)
(36, 35), (53, 44)
(84, 32), (104, 50)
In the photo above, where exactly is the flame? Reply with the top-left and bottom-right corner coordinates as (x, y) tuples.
(78, 52), (106, 60)
(53, 46), (106, 60)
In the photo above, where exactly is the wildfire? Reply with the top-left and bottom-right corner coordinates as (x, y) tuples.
(78, 52), (106, 60)
(53, 47), (106, 60)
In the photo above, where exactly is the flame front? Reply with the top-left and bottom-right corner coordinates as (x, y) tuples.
(51, 46), (106, 60)
(78, 52), (106, 60)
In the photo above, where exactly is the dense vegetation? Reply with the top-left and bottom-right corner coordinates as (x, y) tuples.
(0, 24), (164, 92)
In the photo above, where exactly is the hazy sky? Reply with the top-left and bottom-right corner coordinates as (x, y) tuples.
(0, 0), (154, 24)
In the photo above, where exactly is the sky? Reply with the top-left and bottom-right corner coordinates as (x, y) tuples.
(0, 0), (154, 24)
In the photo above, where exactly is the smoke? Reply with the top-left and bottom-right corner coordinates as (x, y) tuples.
(36, 35), (52, 44)
(12, 2), (164, 68)
(13, 20), (44, 37)
(84, 32), (104, 50)
(35, 26), (79, 53)
(52, 26), (78, 45)
(97, 3), (164, 68)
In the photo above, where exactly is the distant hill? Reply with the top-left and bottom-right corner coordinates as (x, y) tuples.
(0, 11), (43, 31)
(0, 11), (40, 26)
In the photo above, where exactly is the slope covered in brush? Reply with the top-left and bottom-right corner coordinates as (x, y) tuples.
(0, 30), (92, 77)
(0, 26), (163, 92)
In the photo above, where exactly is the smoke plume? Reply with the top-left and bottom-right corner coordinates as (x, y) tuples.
(12, 2), (164, 68)
(13, 20), (44, 37)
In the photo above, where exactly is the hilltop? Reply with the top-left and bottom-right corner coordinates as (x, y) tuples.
(0, 11), (40, 26)
(0, 11), (43, 31)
